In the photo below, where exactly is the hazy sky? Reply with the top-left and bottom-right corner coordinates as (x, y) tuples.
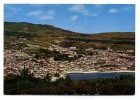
(4, 4), (135, 33)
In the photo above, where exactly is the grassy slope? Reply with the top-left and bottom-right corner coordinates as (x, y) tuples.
(4, 22), (135, 51)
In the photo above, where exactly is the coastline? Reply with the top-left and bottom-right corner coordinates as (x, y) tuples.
(66, 70), (135, 74)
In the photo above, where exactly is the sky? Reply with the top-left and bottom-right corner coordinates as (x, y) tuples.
(4, 4), (135, 34)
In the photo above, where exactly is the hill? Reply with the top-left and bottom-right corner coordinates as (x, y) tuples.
(4, 22), (135, 52)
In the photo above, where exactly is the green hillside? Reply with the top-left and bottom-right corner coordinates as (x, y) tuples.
(4, 22), (135, 51)
(4, 22), (80, 36)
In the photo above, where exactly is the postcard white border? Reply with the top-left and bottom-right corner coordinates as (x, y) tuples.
(0, 0), (140, 100)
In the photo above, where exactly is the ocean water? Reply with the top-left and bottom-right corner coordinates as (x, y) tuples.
(68, 72), (135, 80)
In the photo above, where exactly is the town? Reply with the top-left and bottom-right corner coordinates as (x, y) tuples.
(4, 41), (135, 81)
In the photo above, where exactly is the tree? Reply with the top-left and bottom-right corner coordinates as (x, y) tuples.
(20, 66), (33, 80)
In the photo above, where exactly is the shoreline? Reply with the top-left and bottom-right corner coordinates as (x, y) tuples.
(66, 70), (135, 74)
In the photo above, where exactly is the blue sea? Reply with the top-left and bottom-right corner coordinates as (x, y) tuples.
(68, 72), (135, 80)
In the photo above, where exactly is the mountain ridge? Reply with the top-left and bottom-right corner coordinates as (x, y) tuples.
(4, 22), (135, 35)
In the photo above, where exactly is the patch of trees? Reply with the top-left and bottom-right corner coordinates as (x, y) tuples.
(4, 31), (36, 39)
(91, 39), (135, 45)
(66, 37), (134, 45)
(4, 42), (28, 50)
(111, 37), (135, 41)
(4, 68), (135, 95)
(87, 35), (135, 45)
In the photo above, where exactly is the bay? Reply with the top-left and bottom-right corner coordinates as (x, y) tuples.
(68, 72), (135, 80)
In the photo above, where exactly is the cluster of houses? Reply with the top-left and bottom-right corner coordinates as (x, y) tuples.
(4, 43), (135, 81)
(4, 49), (66, 81)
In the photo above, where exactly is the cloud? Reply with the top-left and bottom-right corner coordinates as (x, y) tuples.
(5, 4), (22, 12)
(71, 15), (78, 21)
(69, 4), (98, 17)
(108, 8), (119, 13)
(4, 4), (23, 19)
(69, 4), (88, 15)
(27, 10), (55, 20)
(11, 7), (22, 12)
(108, 5), (134, 14)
